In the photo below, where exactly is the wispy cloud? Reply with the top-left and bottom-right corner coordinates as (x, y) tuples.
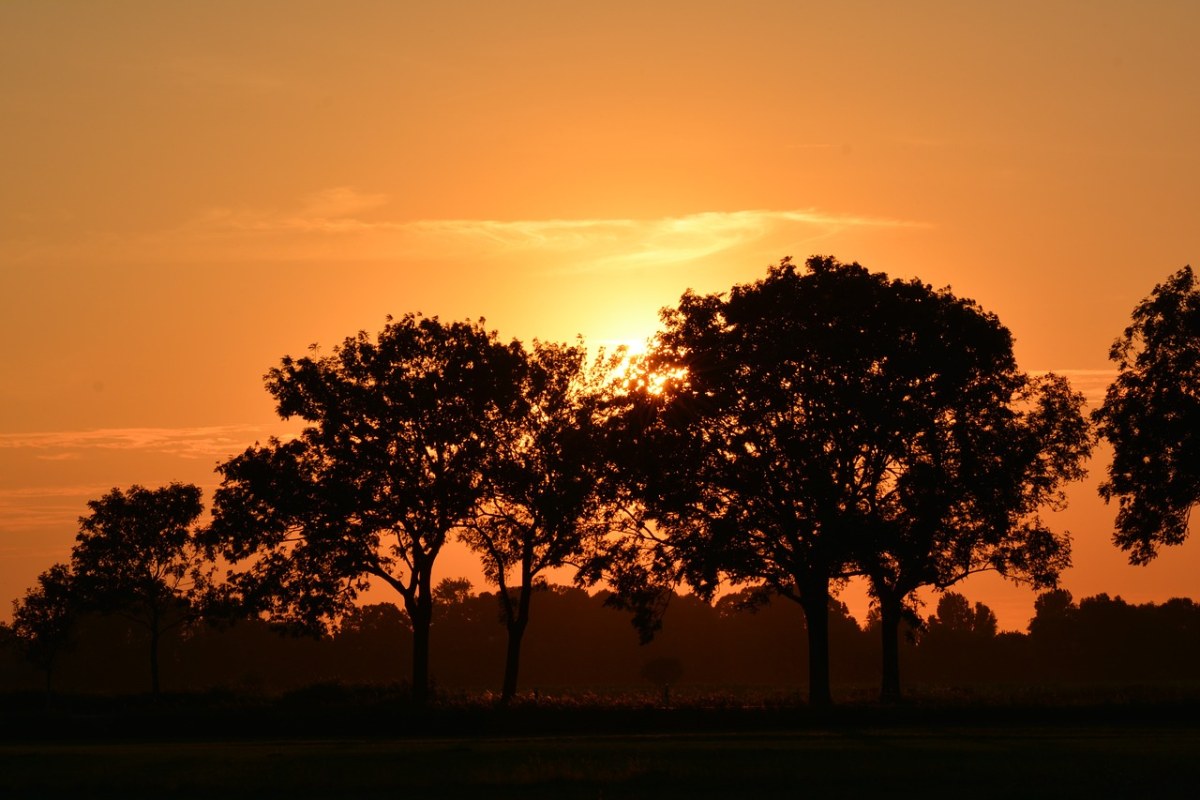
(0, 423), (299, 461)
(4, 188), (928, 272)
(0, 485), (116, 531)
(187, 197), (929, 273)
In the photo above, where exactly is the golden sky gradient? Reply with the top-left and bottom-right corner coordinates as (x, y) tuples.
(3, 1), (1198, 628)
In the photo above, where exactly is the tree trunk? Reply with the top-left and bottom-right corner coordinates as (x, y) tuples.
(879, 591), (903, 704)
(500, 609), (528, 704)
(409, 576), (434, 706)
(500, 565), (534, 704)
(799, 578), (833, 708)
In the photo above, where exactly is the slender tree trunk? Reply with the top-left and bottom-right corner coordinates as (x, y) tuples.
(799, 578), (833, 708)
(879, 591), (903, 704)
(410, 578), (433, 706)
(500, 556), (534, 705)
(500, 581), (533, 704)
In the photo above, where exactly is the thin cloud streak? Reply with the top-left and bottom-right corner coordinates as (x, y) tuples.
(0, 423), (299, 460)
(4, 197), (929, 271)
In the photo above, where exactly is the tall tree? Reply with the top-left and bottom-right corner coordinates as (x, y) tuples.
(207, 314), (526, 704)
(1094, 265), (1200, 563)
(615, 256), (1090, 705)
(461, 340), (621, 703)
(70, 483), (209, 695)
(617, 257), (944, 706)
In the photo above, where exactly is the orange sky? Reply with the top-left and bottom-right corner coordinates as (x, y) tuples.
(2, 1), (1198, 630)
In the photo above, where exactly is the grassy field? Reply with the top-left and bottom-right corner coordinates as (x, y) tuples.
(2, 723), (1198, 798)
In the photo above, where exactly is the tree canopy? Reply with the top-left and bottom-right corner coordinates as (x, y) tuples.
(461, 339), (622, 702)
(615, 256), (1090, 704)
(10, 563), (78, 692)
(70, 483), (209, 694)
(1094, 265), (1200, 563)
(207, 314), (528, 703)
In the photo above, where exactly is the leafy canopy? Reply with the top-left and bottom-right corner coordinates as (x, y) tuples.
(1094, 266), (1200, 563)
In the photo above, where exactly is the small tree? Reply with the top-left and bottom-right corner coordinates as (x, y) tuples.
(70, 483), (209, 695)
(461, 340), (621, 703)
(11, 563), (79, 696)
(1094, 265), (1200, 563)
(208, 314), (527, 704)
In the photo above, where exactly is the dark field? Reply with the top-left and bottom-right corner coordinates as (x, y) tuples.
(3, 701), (1198, 799)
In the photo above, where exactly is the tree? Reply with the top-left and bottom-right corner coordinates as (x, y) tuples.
(854, 368), (1090, 702)
(1094, 265), (1200, 563)
(207, 314), (527, 704)
(616, 257), (942, 705)
(70, 483), (209, 694)
(616, 256), (1089, 705)
(11, 563), (79, 695)
(461, 340), (621, 703)
(924, 592), (998, 641)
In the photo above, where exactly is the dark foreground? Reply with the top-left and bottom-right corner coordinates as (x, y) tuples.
(2, 686), (1200, 796)
(3, 697), (1198, 799)
(2, 726), (1198, 798)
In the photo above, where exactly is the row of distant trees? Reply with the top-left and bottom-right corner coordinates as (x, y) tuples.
(7, 257), (1198, 706)
(5, 583), (1198, 698)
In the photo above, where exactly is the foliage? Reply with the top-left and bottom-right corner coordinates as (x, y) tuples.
(10, 563), (79, 684)
(72, 483), (209, 614)
(612, 256), (1089, 704)
(207, 313), (528, 702)
(68, 483), (209, 693)
(460, 339), (624, 700)
(925, 593), (998, 640)
(1094, 265), (1200, 563)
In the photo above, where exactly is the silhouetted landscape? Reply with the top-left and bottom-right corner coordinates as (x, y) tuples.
(4, 257), (1200, 796)
(7, 2), (1200, 794)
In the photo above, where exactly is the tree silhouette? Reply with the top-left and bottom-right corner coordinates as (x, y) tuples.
(1094, 265), (1200, 563)
(618, 257), (962, 706)
(461, 340), (621, 703)
(855, 367), (1090, 701)
(613, 256), (1089, 704)
(70, 483), (209, 694)
(207, 314), (526, 704)
(11, 563), (79, 696)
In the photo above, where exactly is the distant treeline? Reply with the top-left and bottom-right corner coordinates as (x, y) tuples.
(3, 583), (1196, 696)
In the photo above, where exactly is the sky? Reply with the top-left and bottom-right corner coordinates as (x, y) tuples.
(2, 0), (1198, 631)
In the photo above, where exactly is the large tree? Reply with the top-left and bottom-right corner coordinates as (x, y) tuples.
(615, 256), (1089, 705)
(70, 483), (209, 695)
(207, 314), (526, 704)
(461, 340), (621, 703)
(1094, 265), (1200, 563)
(617, 257), (930, 705)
